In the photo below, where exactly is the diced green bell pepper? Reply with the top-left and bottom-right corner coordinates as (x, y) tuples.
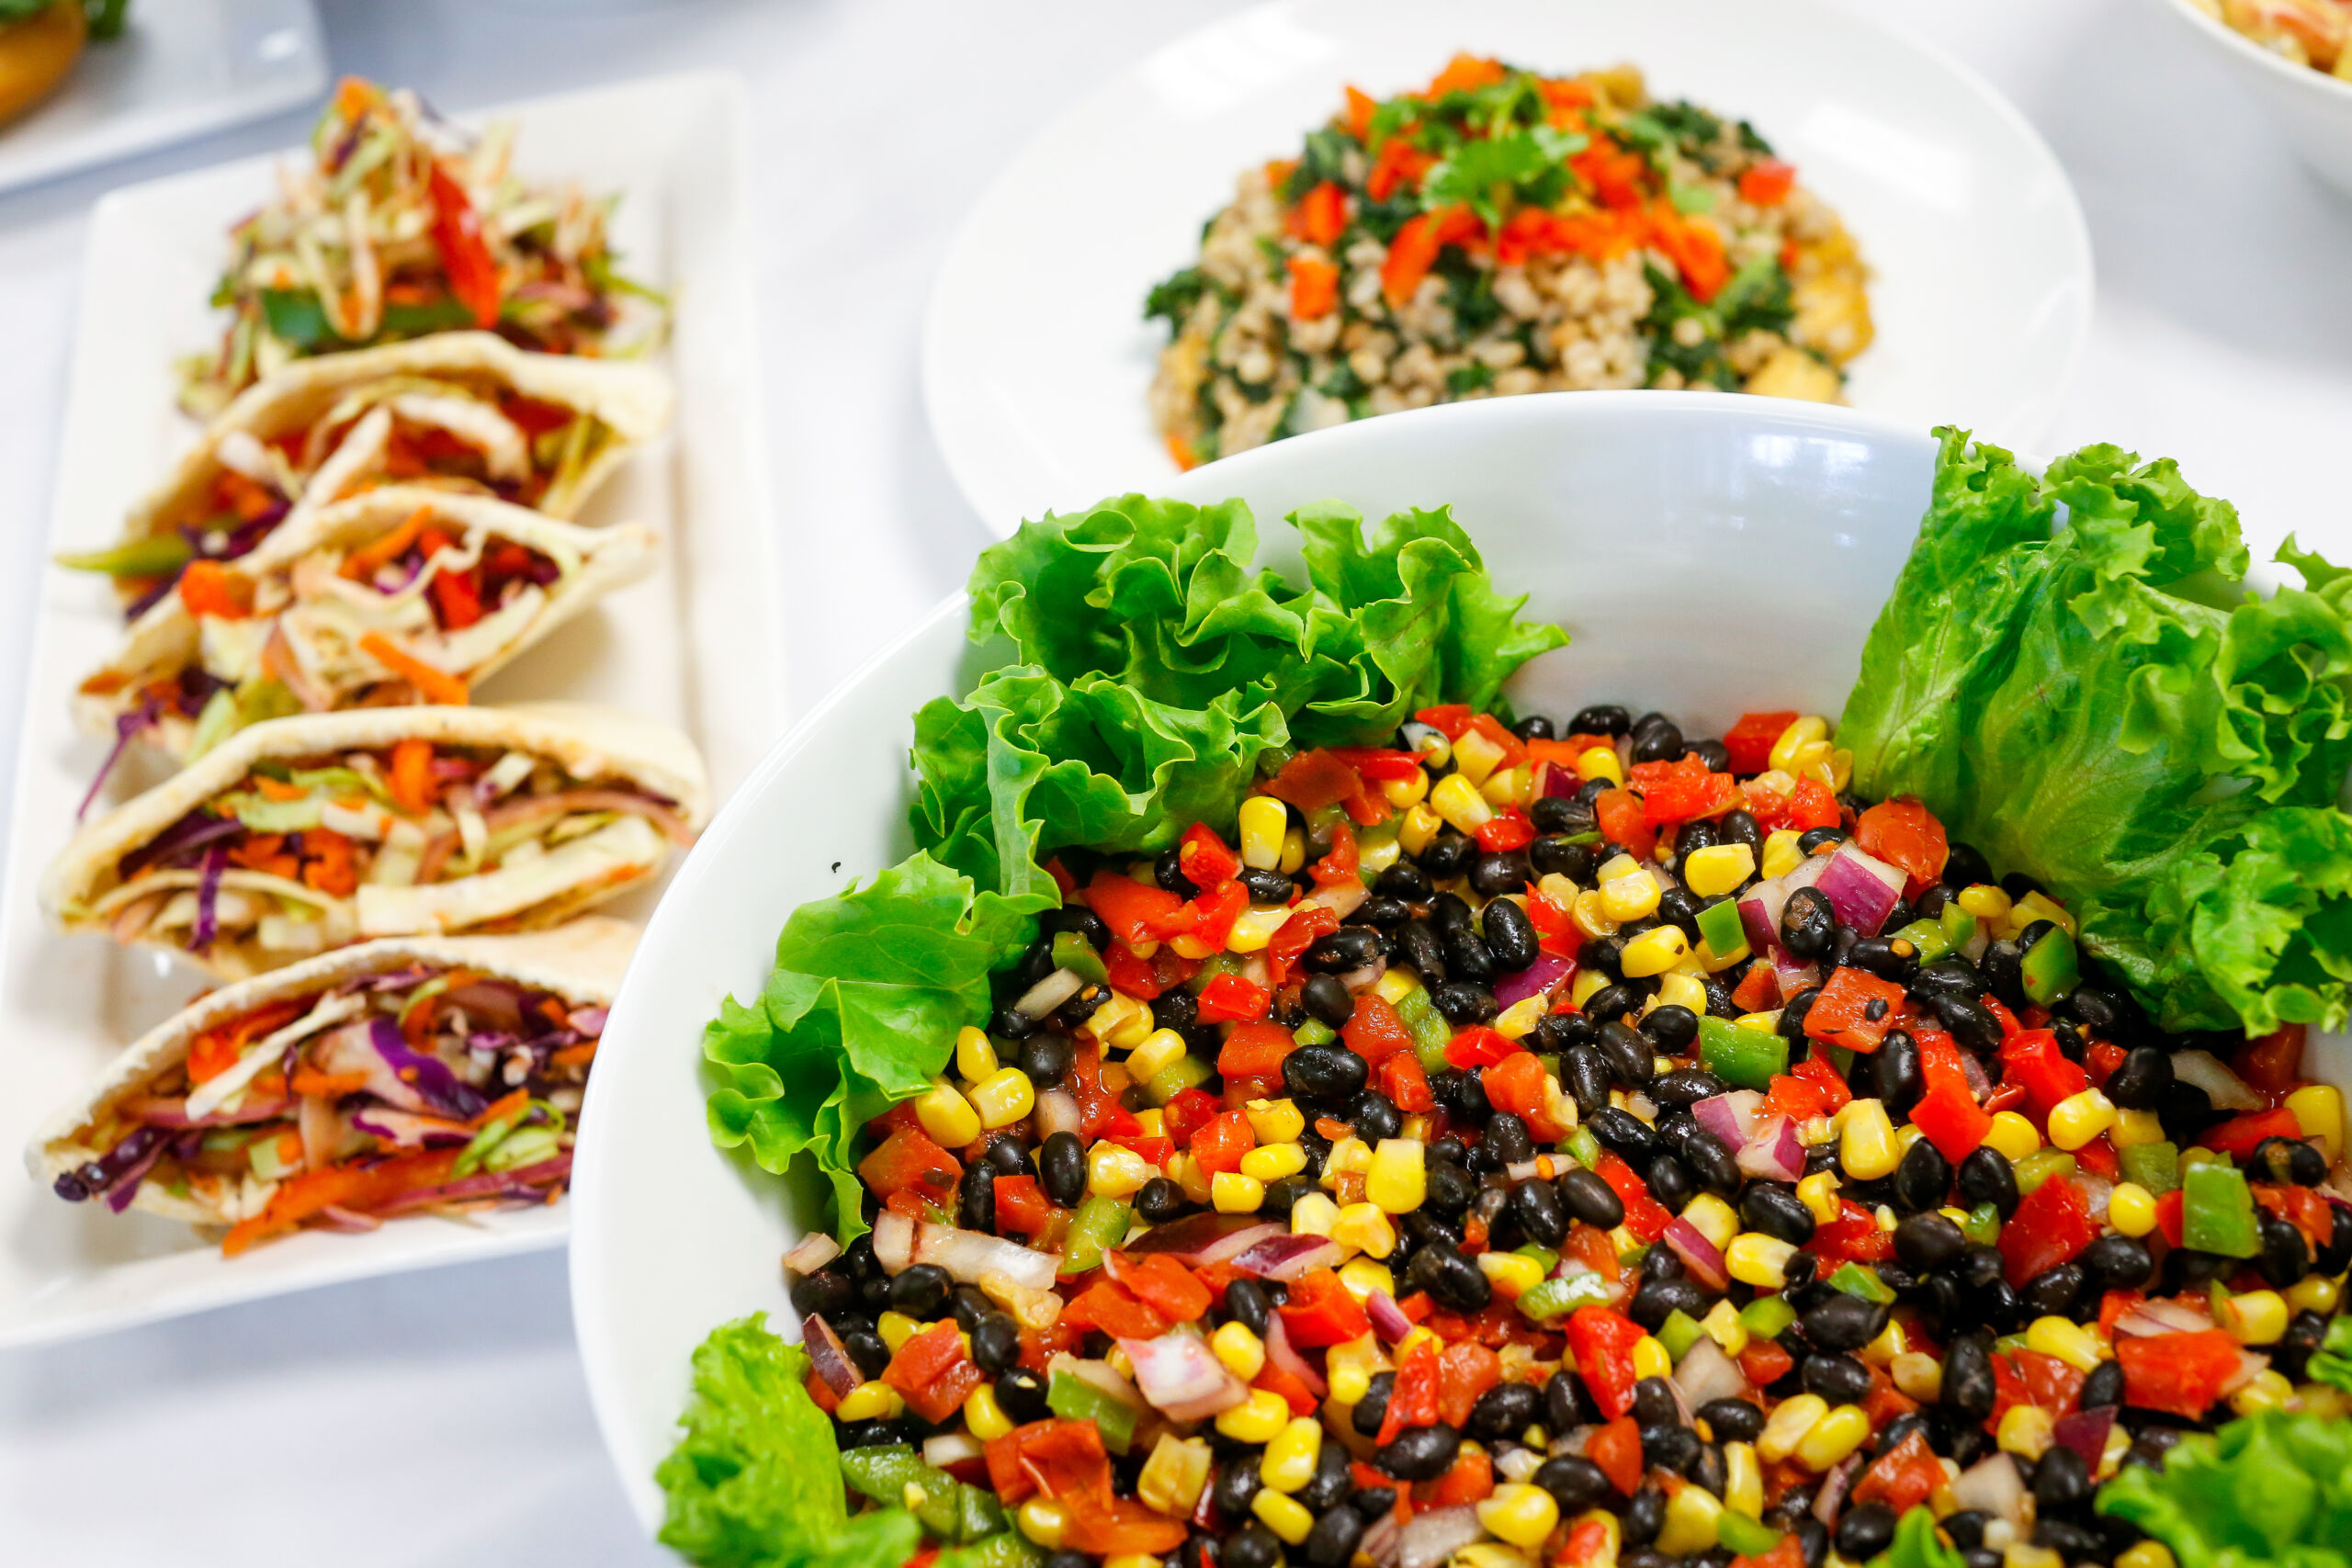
(1144, 1053), (1215, 1106)
(1716, 1514), (1783, 1557)
(839, 1446), (1007, 1544)
(1047, 1371), (1138, 1454)
(1396, 986), (1452, 1068)
(2018, 923), (2081, 1008)
(1826, 1262), (1895, 1304)
(1516, 1269), (1615, 1323)
(1962, 1201), (2003, 1246)
(1738, 1295), (1796, 1339)
(1699, 1014), (1787, 1091)
(55, 534), (195, 579)
(1058, 1195), (1132, 1277)
(1291, 1018), (1337, 1047)
(2181, 1160), (2260, 1258)
(1893, 919), (1951, 967)
(2119, 1140), (2180, 1196)
(945, 1532), (1046, 1568)
(1658, 1308), (1705, 1361)
(1940, 902), (1979, 952)
(1051, 931), (1108, 987)
(1516, 1245), (1561, 1274)
(1696, 899), (1749, 964)
(1564, 1127), (1603, 1168)
(2013, 1148), (2076, 1197)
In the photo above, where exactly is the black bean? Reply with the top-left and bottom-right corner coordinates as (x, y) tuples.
(1470, 851), (1535, 899)
(1037, 1129), (1086, 1207)
(955, 1161), (996, 1233)
(2095, 1045), (2170, 1112)
(1532, 1454), (1611, 1516)
(1303, 1504), (1365, 1568)
(1648, 1066), (1721, 1108)
(1154, 845), (1199, 897)
(1283, 1043), (1368, 1101)
(997, 1366), (1049, 1422)
(1374, 1424), (1462, 1481)
(1631, 717), (1684, 763)
(2253, 1135), (2329, 1187)
(1792, 1518), (1829, 1568)
(1893, 1137), (1951, 1214)
(1597, 1021), (1657, 1089)
(1942, 1513), (1989, 1551)
(1657, 887), (1705, 942)
(1556, 1166), (1625, 1230)
(1479, 1113), (1532, 1169)
(1122, 1176), (1181, 1225)
(1781, 886), (1834, 959)
(1304, 928), (1383, 975)
(1445, 1067), (1491, 1123)
(1956, 1146), (2019, 1219)
(1297, 973), (1355, 1029)
(1894, 1212), (1967, 1273)
(970, 1312), (1021, 1375)
(1803, 1292), (1887, 1351)
(1799, 828), (1847, 855)
(1685, 1130), (1743, 1195)
(1928, 990), (2003, 1055)
(1298, 1442), (1354, 1512)
(1621, 1486), (1666, 1547)
(1646, 1152), (1696, 1211)
(1940, 1335), (1996, 1418)
(2080, 1359), (2125, 1413)
(1482, 897), (1540, 971)
(1351, 1485), (1399, 1519)
(1419, 828), (1474, 881)
(1836, 1502), (1897, 1562)
(1335, 1089), (1396, 1143)
(2256, 1214), (2311, 1288)
(1803, 1352), (1871, 1404)
(1642, 1423), (1701, 1474)
(1563, 1043), (1612, 1118)
(1375, 861), (1432, 901)
(2018, 1263), (2086, 1321)
(1469, 1380), (1544, 1440)
(1225, 1522), (1279, 1568)
(888, 1263), (951, 1317)
(2078, 1233), (2153, 1291)
(1583, 982), (1641, 1024)
(1408, 1237), (1492, 1313)
(2274, 1309), (2330, 1382)
(1351, 1370), (1394, 1437)
(1870, 1031), (1925, 1117)
(1573, 704), (1631, 736)
(1546, 1366), (1599, 1429)
(1510, 1178), (1569, 1248)
(1631, 1376), (1680, 1431)
(1532, 835), (1599, 881)
(1226, 1278), (1272, 1336)
(1431, 982), (1499, 1025)
(1153, 988), (1198, 1032)
(1694, 1397), (1762, 1445)
(1589, 1106), (1659, 1165)
(788, 1268), (856, 1321)
(1422, 1159), (1477, 1218)
(1629, 1274), (1709, 1328)
(842, 1329), (890, 1380)
(1741, 1183), (1817, 1246)
(1850, 935), (1921, 984)
(1396, 920), (1448, 986)
(2032, 1445), (2092, 1509)
(2320, 1207), (2352, 1276)
(1979, 942), (2026, 1010)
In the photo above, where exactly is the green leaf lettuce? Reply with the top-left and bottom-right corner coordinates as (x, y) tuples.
(2097, 1412), (2352, 1568)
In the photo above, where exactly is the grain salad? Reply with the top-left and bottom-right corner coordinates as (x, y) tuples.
(1146, 56), (1872, 468)
(2190, 0), (2352, 78)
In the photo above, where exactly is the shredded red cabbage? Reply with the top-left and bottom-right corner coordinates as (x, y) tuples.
(189, 844), (229, 953)
(53, 1124), (168, 1203)
(365, 1016), (488, 1119)
(118, 807), (243, 877)
(77, 697), (162, 821)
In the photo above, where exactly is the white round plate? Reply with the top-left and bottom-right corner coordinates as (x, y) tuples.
(921, 0), (2094, 533)
(2156, 0), (2352, 198)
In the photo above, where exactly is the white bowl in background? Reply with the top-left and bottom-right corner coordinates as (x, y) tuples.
(570, 390), (2348, 1533)
(921, 0), (2094, 531)
(2160, 0), (2352, 197)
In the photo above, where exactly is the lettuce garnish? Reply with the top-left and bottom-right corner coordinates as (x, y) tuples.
(2096, 1413), (2352, 1568)
(1840, 429), (2352, 1035)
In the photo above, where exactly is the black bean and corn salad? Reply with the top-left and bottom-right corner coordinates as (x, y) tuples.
(766, 702), (2352, 1568)
(1146, 56), (1872, 468)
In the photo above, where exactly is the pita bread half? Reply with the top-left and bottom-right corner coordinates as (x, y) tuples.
(42, 703), (707, 978)
(26, 919), (639, 1228)
(74, 486), (660, 757)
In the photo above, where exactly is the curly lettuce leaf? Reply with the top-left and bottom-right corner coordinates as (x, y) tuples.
(2097, 1412), (2352, 1568)
(704, 853), (1042, 1242)
(657, 1315), (926, 1568)
(1867, 1506), (1967, 1568)
(1841, 430), (2352, 1034)
(2308, 1314), (2352, 1393)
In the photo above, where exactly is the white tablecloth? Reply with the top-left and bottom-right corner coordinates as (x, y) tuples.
(2, 0), (2346, 1561)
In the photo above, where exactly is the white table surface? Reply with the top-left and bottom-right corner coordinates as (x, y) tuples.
(0, 0), (2346, 1561)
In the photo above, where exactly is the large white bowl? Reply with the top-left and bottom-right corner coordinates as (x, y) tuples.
(570, 392), (2346, 1536)
(2159, 0), (2352, 197)
(921, 0), (2095, 531)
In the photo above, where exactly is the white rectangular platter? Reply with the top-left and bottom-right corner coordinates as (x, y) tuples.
(0, 70), (783, 1348)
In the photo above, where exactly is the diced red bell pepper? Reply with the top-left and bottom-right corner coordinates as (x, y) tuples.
(1476, 809), (1535, 853)
(857, 1126), (961, 1202)
(1852, 797), (1949, 898)
(1434, 1342), (1504, 1428)
(1791, 1055), (1853, 1111)
(1061, 1279), (1172, 1340)
(1483, 1050), (1567, 1140)
(1588, 1415), (1645, 1495)
(1910, 1077), (1993, 1164)
(1444, 1026), (1517, 1070)
(1723, 711), (1798, 774)
(1176, 880), (1249, 950)
(1732, 964), (1781, 1015)
(1103, 1251), (1214, 1322)
(1327, 747), (1426, 782)
(1999, 1175), (2099, 1287)
(1593, 1152), (1672, 1241)
(1177, 822), (1240, 888)
(993, 1173), (1057, 1235)
(1103, 943), (1166, 1000)
(1285, 179), (1349, 246)
(1162, 1087), (1222, 1148)
(1196, 971), (1271, 1024)
(1379, 1051), (1435, 1113)
(2199, 1106), (2302, 1157)
(2116, 1329), (2242, 1419)
(1311, 821), (1362, 886)
(1734, 1540), (1806, 1568)
(1465, 713), (1528, 770)
(1593, 787), (1656, 860)
(427, 163), (503, 328)
(2255, 1182), (2338, 1252)
(2086, 1040), (2127, 1089)
(1766, 1072), (1836, 1122)
(1110, 1134), (1173, 1169)
(1254, 1354), (1322, 1416)
(1849, 1429), (1940, 1517)
(1278, 1268), (1372, 1348)
(1341, 995), (1412, 1062)
(1737, 159), (1797, 206)
(2236, 1024), (2305, 1095)
(1566, 1306), (1645, 1420)
(1737, 1339), (1794, 1386)
(1378, 1337), (1443, 1442)
(1811, 1199), (1894, 1265)
(2074, 1134), (2119, 1180)
(1189, 1110), (1256, 1176)
(1998, 1029), (2089, 1122)
(1414, 705), (1474, 739)
(1424, 1444), (1496, 1506)
(1217, 1021), (1295, 1079)
(1069, 1045), (1141, 1142)
(1083, 872), (1188, 948)
(1804, 965), (1910, 1054)
(884, 1320), (986, 1424)
(1266, 904), (1340, 987)
(1630, 754), (1737, 827)
(2155, 1188), (2186, 1248)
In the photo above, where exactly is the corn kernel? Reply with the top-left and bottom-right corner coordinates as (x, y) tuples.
(1086, 990), (1147, 1046)
(965, 1383), (1014, 1441)
(2286, 1273), (2340, 1314)
(1105, 1553), (1162, 1568)
(1758, 1394), (1827, 1461)
(1682, 843), (1758, 898)
(1892, 1351), (1943, 1402)
(2222, 1289), (2288, 1346)
(1796, 1404), (1871, 1471)
(2287, 1083), (2346, 1163)
(1212, 1172), (1265, 1213)
(1718, 1440), (1763, 1517)
(1482, 766), (1531, 808)
(2007, 1546), (2063, 1568)
(2008, 889), (2075, 938)
(1331, 1201), (1396, 1258)
(1014, 1498), (1069, 1549)
(1619, 925), (1690, 977)
(1240, 1143), (1308, 1181)
(1382, 769), (1430, 809)
(1411, 728), (1451, 766)
(956, 1026), (999, 1082)
(1172, 1152), (1214, 1204)
(970, 1067), (1035, 1129)
(1212, 1320), (1266, 1380)
(1216, 1388), (1291, 1443)
(1760, 829), (1805, 880)
(1168, 934), (1215, 960)
(877, 1311), (921, 1351)
(1767, 716), (1826, 773)
(1134, 1109), (1166, 1138)
(1238, 797), (1289, 871)
(1430, 773), (1496, 834)
(1700, 1298), (1751, 1356)
(915, 1077), (982, 1149)
(1736, 1011), (1781, 1034)
(1397, 804), (1441, 856)
(1453, 727), (1507, 786)
(1246, 1098), (1306, 1144)
(836, 1381), (904, 1421)
(1726, 1232), (1797, 1289)
(1477, 1483), (1562, 1550)
(1494, 994), (1548, 1040)
(1128, 1032), (1191, 1090)
(1252, 1488), (1316, 1545)
(1277, 828), (1306, 874)
(1840, 1098), (1901, 1180)
(2229, 1368), (2294, 1416)
(1655, 1482), (1723, 1555)
(1290, 1190), (1340, 1237)
(1367, 1138), (1426, 1213)
(1983, 1111), (2041, 1163)
(1338, 1258), (1396, 1302)
(1996, 1403), (2054, 1460)
(1680, 1192), (1738, 1251)
(1261, 1416), (1323, 1493)
(2024, 1315), (2104, 1372)
(1957, 884), (2012, 921)
(1656, 971), (1708, 1015)
(1478, 1250), (1547, 1298)
(1224, 904), (1296, 954)
(1576, 746), (1624, 785)
(1090, 1141), (1156, 1199)
(1631, 1335), (1673, 1381)
(2107, 1107), (2164, 1150)
(1600, 868), (1662, 922)
(1323, 1136), (1371, 1182)
(1572, 890), (1621, 941)
(2047, 1089), (2117, 1152)
(1374, 967), (1422, 1008)
(2117, 1545), (2177, 1568)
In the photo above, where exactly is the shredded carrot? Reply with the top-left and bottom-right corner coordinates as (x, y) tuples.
(299, 827), (359, 897)
(1344, 85), (1378, 143)
(359, 632), (469, 705)
(186, 998), (309, 1085)
(254, 776), (306, 801)
(549, 1041), (599, 1069)
(388, 738), (436, 815)
(1424, 53), (1506, 97)
(289, 1067), (370, 1098)
(176, 560), (253, 620)
(473, 1088), (530, 1130)
(229, 833), (300, 880)
(223, 1146), (460, 1256)
(332, 75), (379, 122)
(341, 505), (436, 580)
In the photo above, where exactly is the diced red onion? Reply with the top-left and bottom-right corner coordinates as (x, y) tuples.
(1812, 1451), (1864, 1527)
(1960, 1048), (1993, 1101)
(1124, 1213), (1282, 1265)
(923, 1433), (985, 1468)
(566, 1005), (610, 1034)
(312, 1204), (381, 1232)
(1396, 1506), (1484, 1568)
(1736, 1114), (1806, 1182)
(1366, 1290), (1414, 1344)
(1016, 969), (1084, 1020)
(2221, 1348), (2269, 1396)
(872, 1211), (915, 1274)
(1770, 951), (1821, 1004)
(1035, 1088), (1082, 1140)
(801, 1314), (862, 1397)
(1118, 1326), (1248, 1421)
(784, 1233), (842, 1276)
(1692, 1090), (1763, 1149)
(1494, 951), (1577, 1011)
(2113, 1297), (2214, 1337)
(1310, 882), (1370, 920)
(1669, 1334), (1747, 1410)
(1338, 960), (1387, 993)
(348, 1107), (475, 1148)
(1361, 1511), (1402, 1568)
(1816, 842), (1905, 936)
(189, 844), (228, 953)
(1231, 1233), (1345, 1280)
(1950, 1452), (2027, 1527)
(2052, 1406), (2114, 1470)
(913, 1221), (1060, 1292)
(1263, 1314), (1326, 1399)
(1533, 761), (1580, 799)
(1736, 856), (1828, 955)
(1051, 1352), (1145, 1409)
(1662, 1218), (1729, 1292)
(2171, 1050), (2264, 1111)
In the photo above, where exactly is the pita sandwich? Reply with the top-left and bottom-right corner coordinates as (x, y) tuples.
(74, 485), (658, 761)
(61, 333), (673, 615)
(28, 919), (636, 1251)
(42, 703), (706, 979)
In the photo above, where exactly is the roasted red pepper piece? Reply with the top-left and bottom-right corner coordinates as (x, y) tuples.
(1278, 1268), (1371, 1348)
(1566, 1305), (1645, 1420)
(883, 1320), (985, 1424)
(2116, 1329), (2242, 1420)
(1999, 1175), (2099, 1287)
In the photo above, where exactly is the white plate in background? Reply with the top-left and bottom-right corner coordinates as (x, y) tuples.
(2156, 0), (2352, 199)
(0, 70), (784, 1348)
(922, 0), (2094, 532)
(0, 0), (325, 197)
